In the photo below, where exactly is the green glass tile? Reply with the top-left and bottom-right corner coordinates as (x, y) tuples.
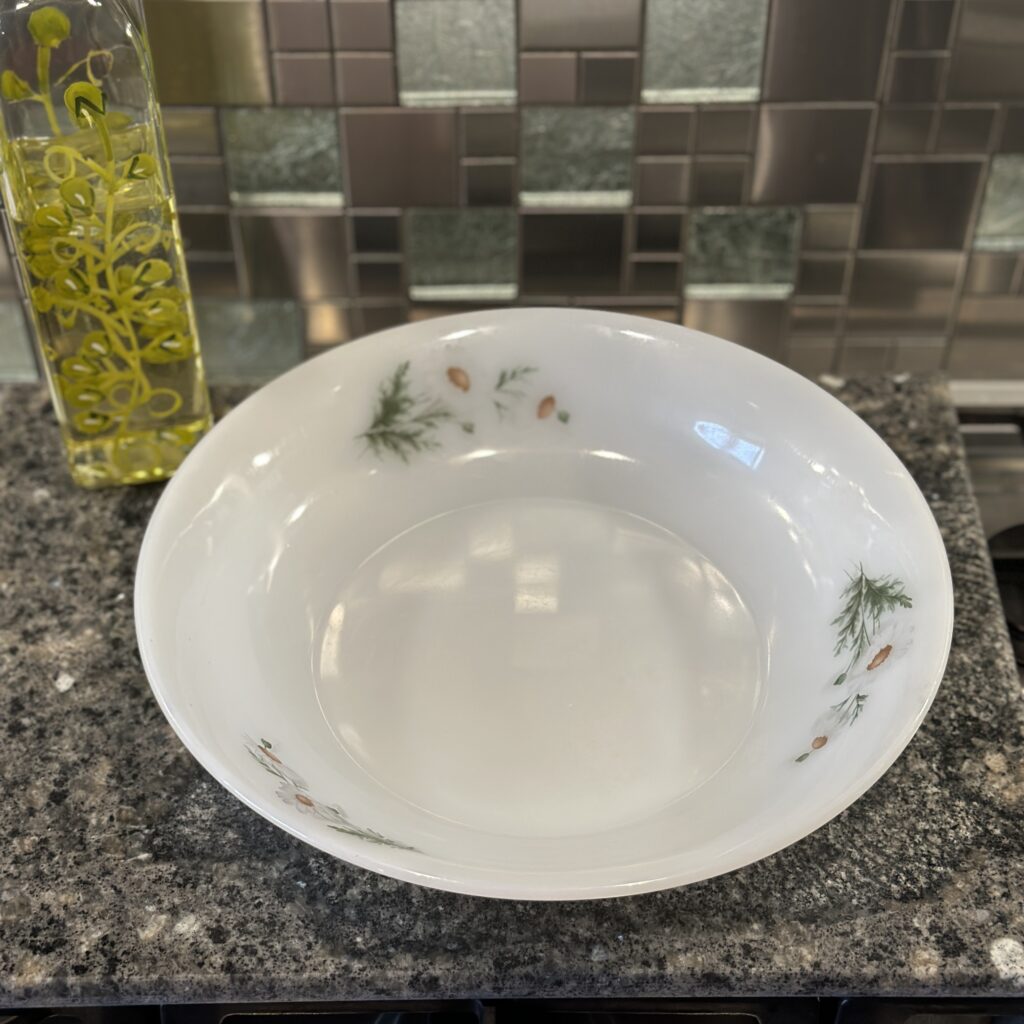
(221, 108), (343, 207)
(686, 208), (801, 294)
(196, 300), (304, 384)
(0, 301), (36, 381)
(643, 0), (768, 104)
(406, 209), (518, 300)
(974, 155), (1024, 251)
(395, 0), (516, 106)
(520, 107), (635, 207)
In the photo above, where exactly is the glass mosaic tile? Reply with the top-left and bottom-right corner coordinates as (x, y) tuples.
(974, 156), (1024, 251)
(195, 300), (305, 384)
(0, 301), (36, 381)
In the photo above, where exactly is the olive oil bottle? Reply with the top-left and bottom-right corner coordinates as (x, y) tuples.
(0, 0), (212, 487)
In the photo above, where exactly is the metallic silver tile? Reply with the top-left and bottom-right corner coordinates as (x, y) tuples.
(636, 108), (693, 155)
(162, 107), (221, 157)
(863, 160), (983, 249)
(186, 257), (242, 298)
(847, 252), (960, 333)
(892, 338), (946, 372)
(875, 106), (934, 154)
(897, 0), (954, 51)
(801, 208), (857, 250)
(682, 298), (786, 358)
(841, 340), (895, 373)
(358, 302), (409, 334)
(464, 160), (516, 205)
(268, 0), (330, 51)
(635, 213), (684, 253)
(1002, 108), (1024, 153)
(936, 106), (995, 153)
(331, 0), (393, 50)
(887, 55), (945, 102)
(521, 213), (625, 293)
(519, 0), (642, 50)
(635, 159), (689, 205)
(305, 302), (352, 350)
(796, 255), (848, 297)
(342, 110), (457, 206)
(786, 337), (837, 377)
(335, 52), (397, 105)
(195, 300), (304, 384)
(692, 159), (746, 205)
(948, 0), (1024, 101)
(274, 53), (335, 106)
(144, 0), (272, 105)
(788, 305), (840, 335)
(179, 212), (233, 254)
(580, 54), (637, 105)
(406, 209), (517, 298)
(0, 300), (36, 382)
(395, 0), (516, 106)
(696, 108), (754, 154)
(351, 215), (401, 252)
(463, 110), (518, 157)
(0, 243), (16, 297)
(948, 335), (1024, 378)
(170, 158), (229, 207)
(630, 260), (680, 295)
(763, 0), (891, 101)
(519, 53), (578, 105)
(752, 107), (872, 203)
(964, 252), (1017, 294)
(223, 108), (343, 205)
(238, 214), (349, 300)
(643, 0), (768, 103)
(974, 156), (1024, 250)
(687, 207), (801, 288)
(356, 261), (405, 297)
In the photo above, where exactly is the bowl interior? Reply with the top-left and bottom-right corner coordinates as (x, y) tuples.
(136, 309), (953, 898)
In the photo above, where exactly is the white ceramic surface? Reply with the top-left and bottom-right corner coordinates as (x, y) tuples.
(135, 308), (954, 900)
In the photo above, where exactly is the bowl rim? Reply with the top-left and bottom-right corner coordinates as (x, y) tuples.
(135, 307), (955, 900)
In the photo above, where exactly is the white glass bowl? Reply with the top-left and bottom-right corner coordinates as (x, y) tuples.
(135, 309), (954, 900)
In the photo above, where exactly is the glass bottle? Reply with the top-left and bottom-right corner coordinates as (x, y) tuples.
(0, 0), (212, 487)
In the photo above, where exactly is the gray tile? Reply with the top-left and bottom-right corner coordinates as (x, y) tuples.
(520, 107), (634, 203)
(752, 107), (872, 203)
(519, 53), (578, 105)
(395, 0), (516, 106)
(342, 110), (457, 206)
(144, 0), (272, 105)
(795, 256), (848, 297)
(223, 108), (343, 205)
(847, 252), (959, 332)
(335, 52), (397, 105)
(195, 300), (304, 384)
(238, 214), (349, 300)
(697, 108), (754, 154)
(0, 301), (36, 382)
(642, 0), (768, 103)
(359, 303), (409, 334)
(692, 159), (746, 205)
(801, 208), (857, 250)
(274, 53), (335, 106)
(356, 261), (405, 297)
(974, 156), (1024, 250)
(305, 302), (352, 351)
(864, 160), (982, 249)
(897, 0), (954, 51)
(351, 215), (401, 252)
(635, 213), (684, 253)
(268, 0), (330, 51)
(964, 252), (1017, 294)
(330, 0), (393, 50)
(522, 213), (625, 293)
(635, 159), (690, 205)
(888, 55), (945, 102)
(682, 298), (786, 358)
(463, 110), (518, 157)
(179, 212), (233, 254)
(875, 107), (934, 154)
(464, 160), (516, 205)
(170, 158), (229, 207)
(948, 335), (1024, 378)
(636, 108), (693, 155)
(630, 260), (681, 295)
(763, 0), (891, 101)
(788, 305), (840, 336)
(0, 243), (16, 297)
(162, 107), (220, 157)
(1002, 108), (1024, 153)
(687, 207), (801, 289)
(936, 106), (996, 153)
(407, 209), (518, 298)
(580, 54), (637, 105)
(187, 257), (242, 299)
(786, 337), (837, 377)
(892, 338), (946, 372)
(519, 0), (642, 49)
(841, 340), (895, 373)
(948, 0), (1024, 101)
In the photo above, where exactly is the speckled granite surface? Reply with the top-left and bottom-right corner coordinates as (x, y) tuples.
(1, 375), (1023, 1007)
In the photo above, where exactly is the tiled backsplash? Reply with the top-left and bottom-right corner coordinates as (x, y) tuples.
(2, 0), (1024, 384)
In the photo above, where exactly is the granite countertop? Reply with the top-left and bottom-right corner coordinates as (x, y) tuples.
(1, 375), (1023, 1007)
